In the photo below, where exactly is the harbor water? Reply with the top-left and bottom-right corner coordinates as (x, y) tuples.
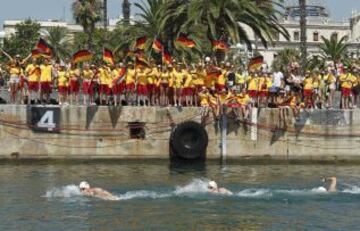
(1, 161), (360, 230)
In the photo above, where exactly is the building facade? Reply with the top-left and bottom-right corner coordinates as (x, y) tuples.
(241, 2), (360, 67)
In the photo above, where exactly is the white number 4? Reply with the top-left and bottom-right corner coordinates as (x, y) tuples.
(37, 111), (56, 131)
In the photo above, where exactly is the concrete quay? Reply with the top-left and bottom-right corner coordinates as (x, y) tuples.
(0, 105), (359, 162)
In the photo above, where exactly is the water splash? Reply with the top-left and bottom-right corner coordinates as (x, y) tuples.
(236, 189), (272, 198)
(117, 190), (171, 200)
(45, 185), (81, 198)
(342, 185), (360, 194)
(174, 178), (209, 195)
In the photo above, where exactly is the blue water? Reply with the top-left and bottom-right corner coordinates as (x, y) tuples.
(0, 162), (360, 230)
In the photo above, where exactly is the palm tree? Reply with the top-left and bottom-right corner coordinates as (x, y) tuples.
(272, 48), (300, 73)
(299, 0), (307, 75)
(319, 35), (349, 67)
(43, 27), (71, 62)
(122, 0), (131, 25)
(72, 0), (102, 49)
(184, 0), (289, 48)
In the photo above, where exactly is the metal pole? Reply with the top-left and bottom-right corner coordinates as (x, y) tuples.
(221, 112), (227, 160)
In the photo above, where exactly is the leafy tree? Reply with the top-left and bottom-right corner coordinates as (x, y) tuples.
(2, 19), (41, 59)
(72, 0), (102, 49)
(319, 35), (349, 66)
(272, 48), (299, 73)
(43, 27), (71, 62)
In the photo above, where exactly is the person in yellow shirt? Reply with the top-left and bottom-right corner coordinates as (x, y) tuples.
(136, 65), (150, 106)
(39, 59), (53, 104)
(111, 63), (127, 106)
(7, 60), (23, 103)
(303, 71), (313, 108)
(215, 68), (227, 92)
(146, 63), (159, 106)
(125, 62), (136, 105)
(172, 64), (185, 107)
(183, 69), (194, 107)
(82, 63), (95, 105)
(339, 68), (353, 109)
(324, 69), (337, 108)
(247, 72), (259, 106)
(25, 58), (40, 104)
(159, 66), (170, 106)
(236, 88), (251, 119)
(257, 72), (272, 107)
(68, 63), (80, 105)
(235, 69), (246, 91)
(97, 64), (112, 105)
(56, 63), (68, 105)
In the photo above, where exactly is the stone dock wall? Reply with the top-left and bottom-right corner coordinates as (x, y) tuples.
(0, 105), (359, 162)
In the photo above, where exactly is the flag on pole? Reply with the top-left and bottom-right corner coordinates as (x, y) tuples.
(162, 50), (172, 65)
(103, 48), (115, 66)
(36, 38), (53, 56)
(211, 40), (230, 52)
(176, 35), (196, 48)
(134, 36), (147, 50)
(248, 56), (264, 72)
(72, 50), (93, 64)
(152, 38), (163, 53)
(112, 67), (127, 85)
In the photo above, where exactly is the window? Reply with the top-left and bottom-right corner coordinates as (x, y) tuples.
(128, 122), (146, 139)
(293, 31), (300, 41)
(313, 32), (319, 42)
(331, 33), (338, 41)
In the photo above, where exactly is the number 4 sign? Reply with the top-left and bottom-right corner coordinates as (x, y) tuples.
(27, 107), (60, 133)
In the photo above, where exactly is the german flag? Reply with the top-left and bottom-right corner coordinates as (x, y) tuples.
(248, 56), (264, 72)
(31, 49), (51, 59)
(103, 48), (115, 66)
(162, 50), (172, 65)
(176, 36), (196, 48)
(152, 38), (163, 53)
(134, 36), (147, 50)
(72, 50), (93, 64)
(135, 57), (149, 68)
(211, 40), (230, 52)
(112, 67), (127, 85)
(36, 38), (53, 55)
(31, 49), (42, 59)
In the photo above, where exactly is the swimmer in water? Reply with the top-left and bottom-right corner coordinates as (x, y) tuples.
(207, 181), (233, 195)
(79, 181), (119, 201)
(323, 177), (337, 192)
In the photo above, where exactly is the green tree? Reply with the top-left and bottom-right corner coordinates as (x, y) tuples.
(319, 35), (349, 66)
(72, 0), (102, 49)
(43, 27), (71, 62)
(2, 19), (41, 59)
(272, 48), (300, 73)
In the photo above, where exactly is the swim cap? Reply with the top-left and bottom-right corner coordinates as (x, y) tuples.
(79, 181), (90, 190)
(208, 181), (218, 189)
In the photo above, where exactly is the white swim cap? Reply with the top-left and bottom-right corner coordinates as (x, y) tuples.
(79, 181), (90, 190)
(208, 181), (218, 189)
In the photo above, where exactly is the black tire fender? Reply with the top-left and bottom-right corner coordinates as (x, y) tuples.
(170, 121), (208, 160)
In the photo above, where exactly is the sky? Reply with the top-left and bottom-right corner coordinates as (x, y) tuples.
(0, 0), (359, 29)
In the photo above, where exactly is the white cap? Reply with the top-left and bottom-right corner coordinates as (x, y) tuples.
(79, 181), (90, 190)
(208, 181), (218, 189)
(205, 57), (211, 62)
